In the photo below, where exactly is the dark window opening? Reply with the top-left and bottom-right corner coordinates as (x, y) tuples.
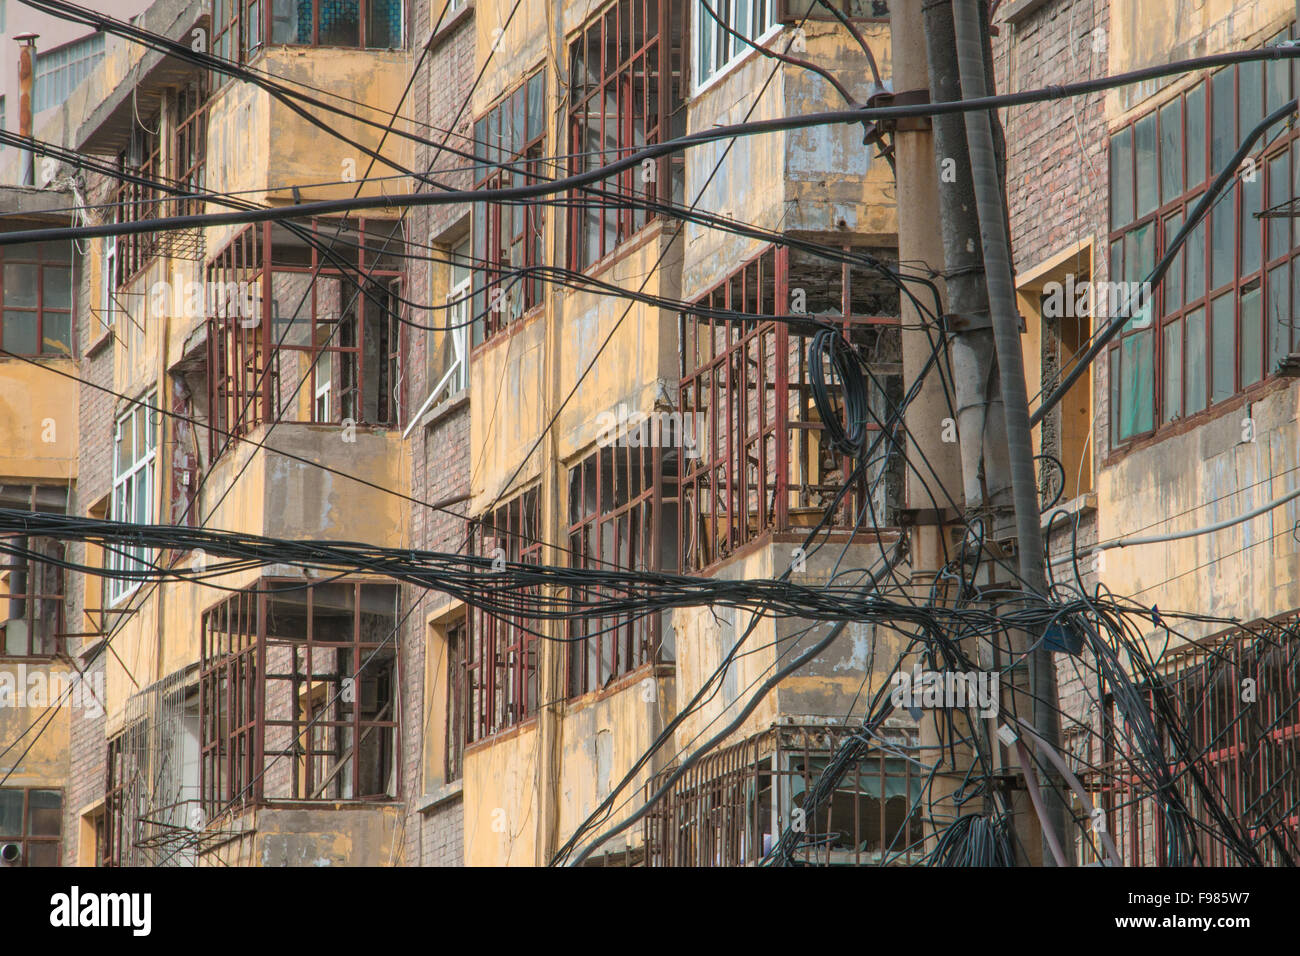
(0, 484), (68, 657)
(0, 788), (62, 867)
(0, 240), (73, 357)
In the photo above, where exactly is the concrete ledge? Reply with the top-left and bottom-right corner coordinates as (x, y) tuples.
(416, 779), (464, 813)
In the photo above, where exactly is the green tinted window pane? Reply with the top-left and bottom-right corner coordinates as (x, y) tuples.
(527, 72), (545, 141)
(4, 263), (38, 307)
(42, 266), (71, 311)
(1211, 183), (1236, 289)
(1242, 173), (1262, 275)
(1212, 68), (1236, 173)
(0, 790), (22, 837)
(1239, 60), (1264, 140)
(1211, 293), (1236, 403)
(41, 312), (71, 356)
(1111, 129), (1133, 227)
(1109, 347), (1121, 446)
(27, 790), (60, 836)
(1268, 32), (1291, 112)
(1120, 330), (1155, 438)
(1185, 307), (1207, 414)
(1240, 284), (1263, 387)
(1269, 263), (1290, 371)
(38, 241), (70, 263)
(1136, 113), (1158, 217)
(1165, 211), (1184, 314)
(1126, 223), (1155, 329)
(1164, 319), (1182, 422)
(1186, 215), (1206, 301)
(1187, 84), (1207, 184)
(1160, 99), (1183, 203)
(3, 310), (37, 354)
(1269, 151), (1290, 259)
(318, 0), (360, 46)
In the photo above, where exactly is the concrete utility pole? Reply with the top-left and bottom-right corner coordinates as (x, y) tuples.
(891, 0), (1073, 864)
(948, 0), (1073, 866)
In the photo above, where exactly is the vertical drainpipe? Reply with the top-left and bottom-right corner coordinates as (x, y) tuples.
(15, 32), (37, 186)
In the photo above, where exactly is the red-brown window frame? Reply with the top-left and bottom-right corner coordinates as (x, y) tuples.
(205, 218), (405, 461)
(0, 484), (68, 658)
(678, 245), (902, 573)
(566, 442), (679, 698)
(0, 787), (62, 867)
(0, 241), (74, 358)
(199, 578), (401, 816)
(465, 489), (542, 742)
(173, 81), (209, 218)
(1108, 28), (1299, 449)
(114, 115), (162, 285)
(445, 616), (466, 782)
(472, 71), (546, 345)
(566, 0), (685, 271)
(213, 0), (405, 63)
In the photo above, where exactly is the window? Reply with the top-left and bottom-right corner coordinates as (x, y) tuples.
(679, 246), (903, 572)
(444, 617), (466, 781)
(566, 444), (678, 697)
(472, 71), (546, 344)
(114, 114), (162, 283)
(100, 237), (118, 335)
(777, 0), (889, 19)
(33, 33), (105, 113)
(422, 237), (470, 414)
(567, 0), (685, 270)
(0, 485), (67, 657)
(0, 241), (73, 357)
(465, 490), (541, 741)
(694, 0), (780, 89)
(174, 82), (209, 217)
(645, 724), (921, 866)
(217, 0), (404, 58)
(0, 788), (62, 867)
(1108, 29), (1300, 446)
(1082, 619), (1300, 866)
(200, 580), (399, 813)
(206, 219), (404, 459)
(109, 399), (157, 606)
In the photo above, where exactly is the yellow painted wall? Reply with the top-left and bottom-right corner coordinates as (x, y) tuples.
(0, 360), (77, 481)
(463, 722), (541, 865)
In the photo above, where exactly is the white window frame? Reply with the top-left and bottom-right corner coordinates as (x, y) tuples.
(692, 0), (782, 94)
(404, 237), (470, 437)
(108, 399), (157, 606)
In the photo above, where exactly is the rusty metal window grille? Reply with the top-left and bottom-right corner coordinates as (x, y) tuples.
(205, 219), (404, 461)
(0, 240), (73, 357)
(566, 443), (679, 697)
(0, 787), (62, 867)
(465, 490), (542, 741)
(645, 724), (923, 866)
(445, 617), (466, 782)
(200, 579), (400, 815)
(678, 245), (903, 573)
(0, 485), (67, 658)
(173, 82), (208, 218)
(472, 71), (546, 345)
(114, 116), (162, 283)
(566, 0), (685, 270)
(1083, 620), (1300, 866)
(1108, 28), (1300, 447)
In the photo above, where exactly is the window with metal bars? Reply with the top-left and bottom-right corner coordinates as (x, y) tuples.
(566, 443), (678, 697)
(0, 484), (67, 657)
(173, 82), (208, 218)
(445, 617), (466, 781)
(566, 0), (685, 271)
(644, 724), (922, 866)
(472, 71), (546, 345)
(205, 219), (404, 460)
(677, 245), (903, 573)
(1108, 28), (1300, 448)
(1082, 621), (1300, 866)
(113, 116), (162, 284)
(464, 489), (542, 741)
(0, 788), (62, 867)
(199, 579), (400, 815)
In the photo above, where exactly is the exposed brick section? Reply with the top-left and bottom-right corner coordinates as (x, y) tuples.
(397, 0), (476, 867)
